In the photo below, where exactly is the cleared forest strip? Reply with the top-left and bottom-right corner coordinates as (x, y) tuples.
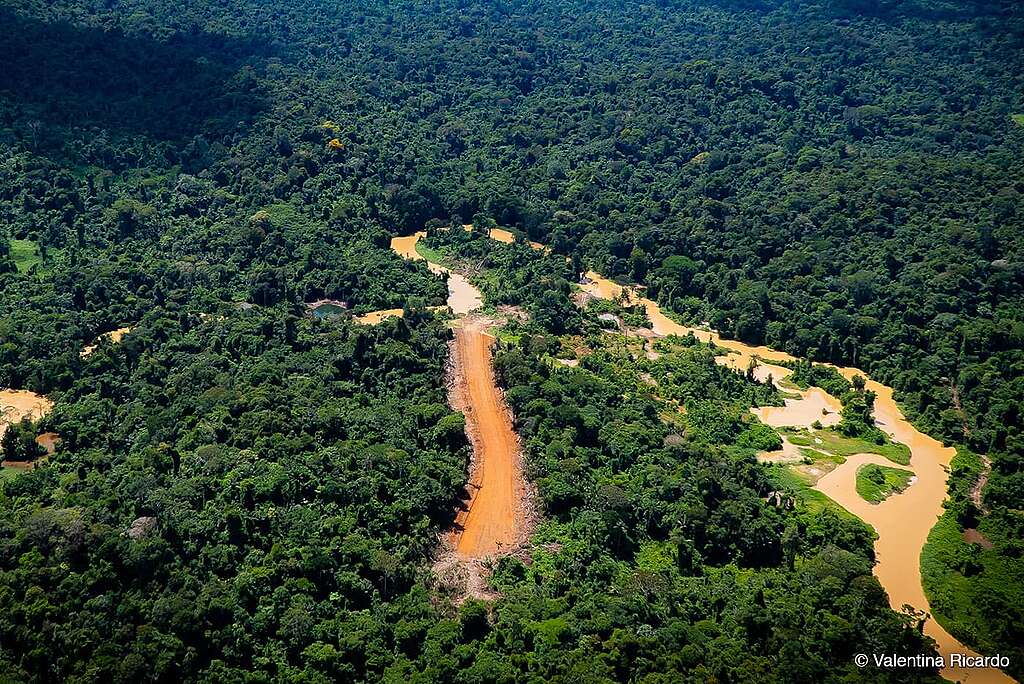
(449, 321), (529, 558)
(390, 234), (528, 561)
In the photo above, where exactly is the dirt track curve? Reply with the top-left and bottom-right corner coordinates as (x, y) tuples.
(390, 233), (526, 560)
(450, 321), (524, 557)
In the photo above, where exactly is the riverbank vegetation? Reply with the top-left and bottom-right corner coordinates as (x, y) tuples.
(783, 427), (911, 467)
(489, 326), (937, 681)
(784, 360), (852, 401)
(921, 447), (1024, 679)
(856, 464), (915, 504)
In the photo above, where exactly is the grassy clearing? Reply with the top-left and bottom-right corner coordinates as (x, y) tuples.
(855, 463), (913, 503)
(10, 239), (43, 273)
(1011, 113), (1024, 127)
(414, 241), (447, 265)
(767, 465), (866, 524)
(784, 426), (911, 465)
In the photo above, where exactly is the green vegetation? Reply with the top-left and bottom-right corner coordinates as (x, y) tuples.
(585, 296), (652, 329)
(412, 241), (447, 267)
(489, 327), (933, 680)
(784, 359), (851, 400)
(767, 464), (862, 522)
(921, 448), (1024, 678)
(856, 463), (915, 504)
(0, 0), (1020, 678)
(7, 239), (44, 274)
(784, 427), (911, 466)
(0, 417), (46, 463)
(1011, 114), (1024, 127)
(0, 308), (470, 683)
(922, 511), (1024, 675)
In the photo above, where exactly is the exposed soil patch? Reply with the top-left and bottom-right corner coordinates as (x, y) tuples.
(1, 389), (53, 437)
(971, 453), (992, 515)
(353, 308), (404, 325)
(447, 318), (534, 559)
(81, 326), (133, 357)
(35, 432), (61, 455)
(431, 544), (501, 604)
(963, 528), (994, 550)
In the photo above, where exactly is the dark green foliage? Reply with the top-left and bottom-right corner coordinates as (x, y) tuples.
(0, 417), (45, 462)
(0, 309), (469, 682)
(786, 359), (852, 399)
(838, 388), (888, 444)
(0, 0), (1021, 678)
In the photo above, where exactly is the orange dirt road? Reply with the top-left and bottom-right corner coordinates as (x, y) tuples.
(452, 322), (524, 558)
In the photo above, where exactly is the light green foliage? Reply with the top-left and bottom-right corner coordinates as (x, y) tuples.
(9, 239), (44, 274)
(767, 465), (864, 523)
(921, 448), (1024, 670)
(784, 427), (911, 466)
(855, 463), (914, 503)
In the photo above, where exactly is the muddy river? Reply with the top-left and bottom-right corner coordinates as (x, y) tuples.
(578, 270), (1012, 684)
(390, 228), (1011, 681)
(392, 232), (483, 314)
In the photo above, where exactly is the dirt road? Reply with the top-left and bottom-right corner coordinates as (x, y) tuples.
(450, 321), (525, 558)
(391, 233), (523, 560)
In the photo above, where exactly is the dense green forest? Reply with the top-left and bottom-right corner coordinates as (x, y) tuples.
(1, 0), (1022, 679)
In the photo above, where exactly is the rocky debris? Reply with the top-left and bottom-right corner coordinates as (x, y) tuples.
(765, 491), (796, 510)
(125, 516), (157, 540)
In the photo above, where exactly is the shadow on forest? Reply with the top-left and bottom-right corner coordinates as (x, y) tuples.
(0, 7), (271, 142)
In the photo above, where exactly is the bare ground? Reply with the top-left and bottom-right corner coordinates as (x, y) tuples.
(435, 315), (538, 601)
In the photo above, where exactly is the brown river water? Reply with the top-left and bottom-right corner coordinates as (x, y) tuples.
(578, 271), (1013, 683)
(388, 230), (1011, 681)
(391, 232), (482, 314)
